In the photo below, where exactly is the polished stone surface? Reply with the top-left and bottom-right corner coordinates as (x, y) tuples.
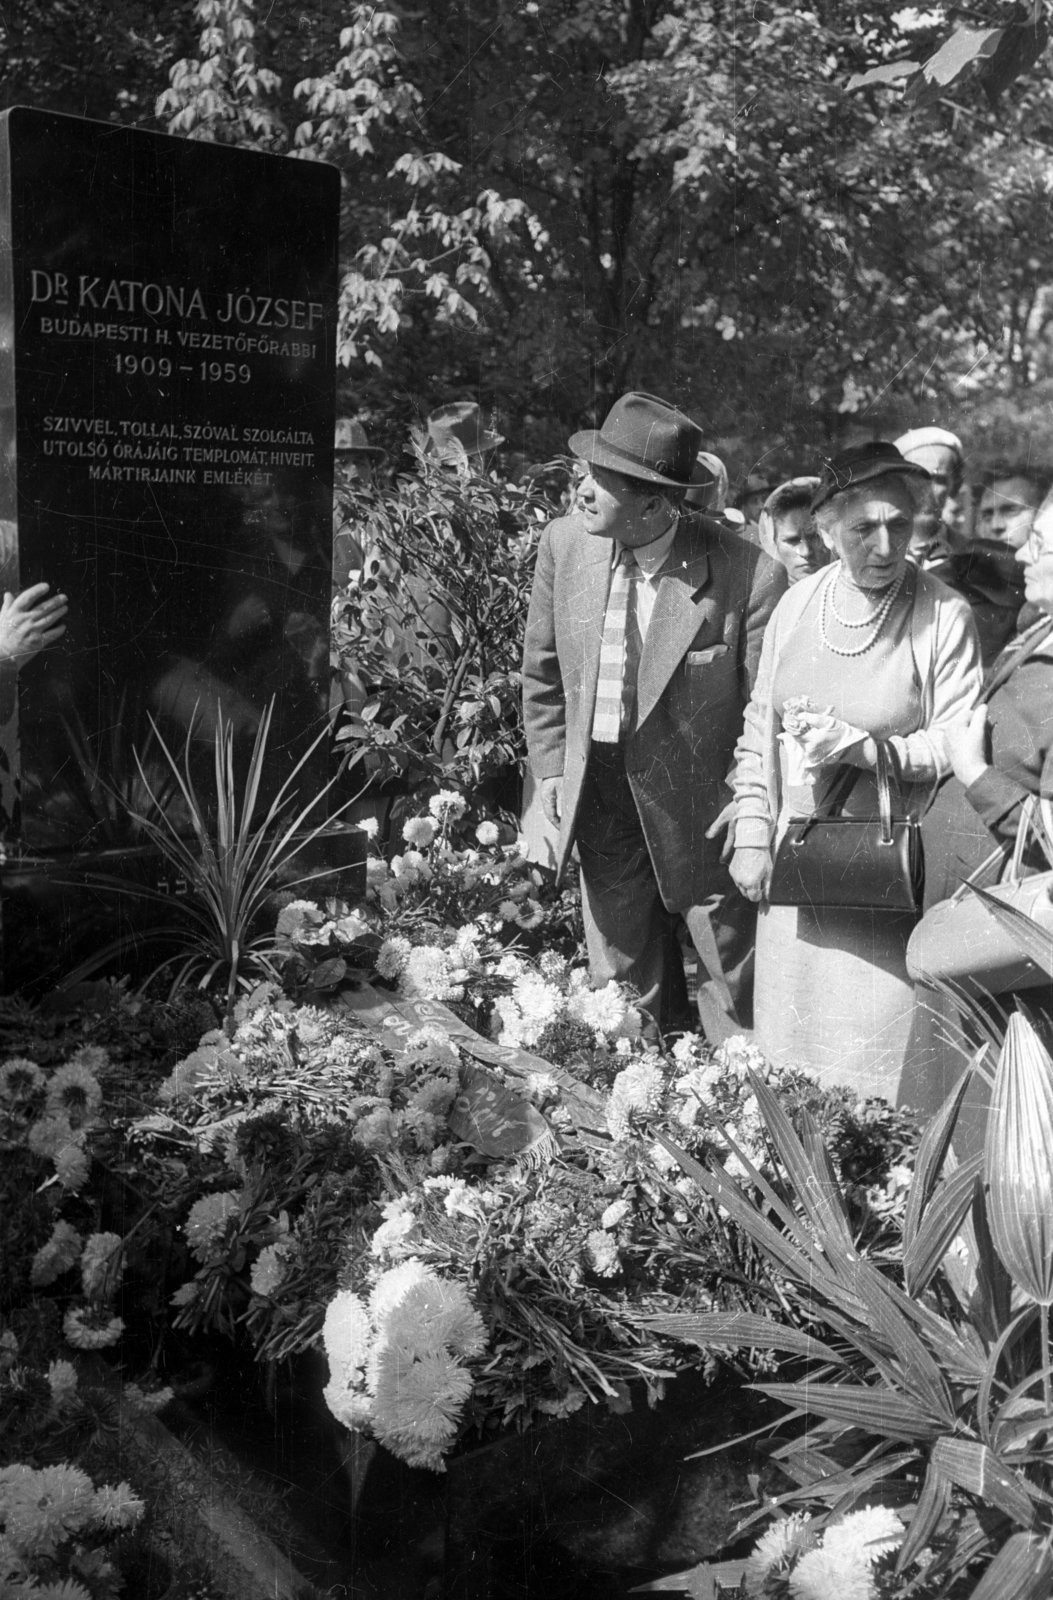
(0, 106), (340, 854)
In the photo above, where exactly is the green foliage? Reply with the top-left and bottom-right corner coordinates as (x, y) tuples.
(332, 451), (558, 793)
(644, 1025), (1053, 1597)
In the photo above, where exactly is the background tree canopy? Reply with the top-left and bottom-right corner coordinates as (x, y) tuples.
(4, 0), (1053, 475)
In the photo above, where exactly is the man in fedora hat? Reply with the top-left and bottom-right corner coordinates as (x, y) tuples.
(522, 391), (786, 1037)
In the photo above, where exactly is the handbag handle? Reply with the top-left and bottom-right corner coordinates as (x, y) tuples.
(947, 792), (1053, 905)
(796, 739), (896, 844)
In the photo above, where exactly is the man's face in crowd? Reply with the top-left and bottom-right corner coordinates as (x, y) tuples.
(336, 453), (375, 489)
(577, 464), (665, 546)
(978, 476), (1041, 548)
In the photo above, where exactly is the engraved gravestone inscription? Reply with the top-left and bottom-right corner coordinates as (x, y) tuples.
(0, 107), (340, 853)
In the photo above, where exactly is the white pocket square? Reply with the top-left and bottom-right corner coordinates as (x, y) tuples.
(686, 644), (729, 666)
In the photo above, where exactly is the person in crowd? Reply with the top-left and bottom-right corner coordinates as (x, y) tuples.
(928, 539), (1027, 666)
(906, 487), (1053, 1131)
(522, 391), (785, 1039)
(976, 470), (1043, 548)
(737, 468), (779, 530)
(895, 426), (964, 551)
(423, 401), (504, 472)
(729, 441), (982, 1098)
(0, 583), (68, 667)
(757, 478), (827, 585)
(685, 451), (749, 534)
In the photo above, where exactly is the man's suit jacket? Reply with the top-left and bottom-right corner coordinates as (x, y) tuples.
(522, 510), (786, 911)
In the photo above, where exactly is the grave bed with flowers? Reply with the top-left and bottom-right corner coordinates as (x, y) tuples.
(1, 794), (934, 1598)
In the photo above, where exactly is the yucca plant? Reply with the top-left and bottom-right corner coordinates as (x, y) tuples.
(634, 1017), (1053, 1598)
(66, 698), (361, 1018)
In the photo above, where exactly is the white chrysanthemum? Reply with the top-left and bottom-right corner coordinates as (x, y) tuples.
(382, 1276), (487, 1361)
(365, 854), (389, 884)
(497, 900), (520, 922)
(323, 1376), (375, 1432)
(745, 1513), (816, 1593)
(30, 1222), (83, 1288)
(428, 789), (467, 823)
(45, 1063), (102, 1122)
(568, 980), (628, 1038)
(511, 973), (563, 1031)
(184, 1190), (241, 1261)
(0, 1463), (96, 1557)
(250, 1242), (291, 1298)
(821, 1507), (904, 1564)
(55, 1144), (91, 1193)
(80, 1232), (124, 1301)
(62, 1307), (124, 1350)
(369, 1258), (431, 1323)
(537, 951), (567, 983)
(372, 1343), (474, 1471)
(671, 1033), (703, 1065)
(322, 1289), (373, 1383)
(600, 1199), (631, 1230)
(403, 816), (437, 847)
(606, 1060), (665, 1142)
(91, 1481), (144, 1533)
(399, 946), (455, 1001)
(370, 1196), (418, 1258)
(586, 1229), (620, 1277)
(46, 1360), (78, 1411)
(0, 1057), (45, 1101)
(26, 1113), (77, 1160)
(493, 952), (526, 979)
(714, 1033), (768, 1079)
(122, 1383), (174, 1416)
(376, 936), (412, 980)
(35, 1578), (93, 1600)
(789, 1547), (875, 1600)
(475, 820), (500, 846)
(357, 816), (380, 839)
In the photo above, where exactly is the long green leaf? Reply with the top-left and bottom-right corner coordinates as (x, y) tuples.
(903, 1059), (976, 1250)
(896, 1458), (952, 1574)
(747, 1070), (857, 1267)
(903, 1154), (984, 1297)
(753, 1382), (945, 1442)
(969, 884), (1053, 980)
(637, 1312), (848, 1366)
(965, 1530), (1053, 1600)
(931, 1435), (1036, 1529)
(978, 1305), (1040, 1448)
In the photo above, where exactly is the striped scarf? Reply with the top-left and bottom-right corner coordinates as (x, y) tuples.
(591, 546), (641, 743)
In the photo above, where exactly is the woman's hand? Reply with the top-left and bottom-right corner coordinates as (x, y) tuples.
(782, 707), (870, 768)
(731, 845), (772, 903)
(945, 705), (990, 789)
(0, 585), (68, 668)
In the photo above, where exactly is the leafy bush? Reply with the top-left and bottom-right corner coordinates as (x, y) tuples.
(331, 451), (562, 795)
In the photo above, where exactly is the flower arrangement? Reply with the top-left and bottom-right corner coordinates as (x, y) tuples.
(743, 1506), (905, 1600)
(0, 1459), (144, 1595)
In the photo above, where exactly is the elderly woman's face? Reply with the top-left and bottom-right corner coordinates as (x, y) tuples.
(820, 476), (915, 592)
(1016, 498), (1053, 615)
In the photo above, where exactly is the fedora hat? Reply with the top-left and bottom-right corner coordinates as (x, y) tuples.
(568, 392), (703, 488)
(334, 417), (386, 457)
(811, 441), (930, 512)
(425, 401), (504, 460)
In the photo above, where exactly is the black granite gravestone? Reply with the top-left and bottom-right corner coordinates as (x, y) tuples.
(0, 107), (346, 984)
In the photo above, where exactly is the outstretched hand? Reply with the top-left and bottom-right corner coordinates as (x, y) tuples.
(705, 799), (737, 863)
(0, 585), (68, 667)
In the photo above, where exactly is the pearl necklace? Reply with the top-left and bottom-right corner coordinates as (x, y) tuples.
(819, 564), (905, 658)
(828, 569), (889, 627)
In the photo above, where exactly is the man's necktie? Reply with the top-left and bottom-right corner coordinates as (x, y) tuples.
(592, 547), (641, 743)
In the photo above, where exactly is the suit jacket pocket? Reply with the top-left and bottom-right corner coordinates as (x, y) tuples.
(686, 644), (730, 667)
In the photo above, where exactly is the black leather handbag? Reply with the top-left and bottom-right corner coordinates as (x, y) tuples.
(768, 742), (923, 913)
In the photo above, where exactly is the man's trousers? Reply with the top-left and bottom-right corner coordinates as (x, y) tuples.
(574, 741), (755, 1039)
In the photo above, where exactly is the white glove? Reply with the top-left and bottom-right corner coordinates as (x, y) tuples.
(780, 696), (868, 775)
